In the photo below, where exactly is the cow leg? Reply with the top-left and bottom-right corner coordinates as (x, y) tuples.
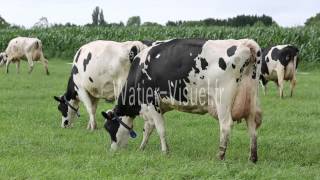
(148, 107), (168, 153)
(216, 105), (233, 161)
(290, 76), (296, 97)
(246, 114), (258, 163)
(260, 75), (268, 96)
(26, 54), (34, 74)
(5, 58), (12, 74)
(77, 88), (98, 130)
(276, 67), (285, 98)
(40, 54), (49, 75)
(16, 61), (20, 74)
(139, 119), (155, 150)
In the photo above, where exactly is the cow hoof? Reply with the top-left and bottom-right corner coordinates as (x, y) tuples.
(162, 150), (169, 155)
(46, 71), (50, 75)
(216, 152), (225, 161)
(249, 156), (258, 163)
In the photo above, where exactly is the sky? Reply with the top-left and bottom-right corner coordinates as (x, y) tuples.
(0, 0), (319, 28)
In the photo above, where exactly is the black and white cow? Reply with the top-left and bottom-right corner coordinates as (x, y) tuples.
(102, 39), (262, 162)
(260, 45), (299, 98)
(0, 37), (49, 75)
(53, 40), (150, 130)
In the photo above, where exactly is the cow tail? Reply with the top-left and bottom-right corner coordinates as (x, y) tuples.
(243, 39), (262, 127)
(35, 40), (44, 51)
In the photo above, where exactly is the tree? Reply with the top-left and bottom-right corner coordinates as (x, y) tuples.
(142, 21), (162, 27)
(92, 6), (100, 26)
(0, 15), (10, 29)
(127, 16), (141, 26)
(305, 13), (320, 26)
(33, 17), (49, 28)
(99, 10), (106, 26)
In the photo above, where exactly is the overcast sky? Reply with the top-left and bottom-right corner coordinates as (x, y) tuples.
(1, 0), (319, 28)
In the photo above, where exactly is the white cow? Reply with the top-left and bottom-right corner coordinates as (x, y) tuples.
(102, 39), (262, 162)
(260, 45), (299, 98)
(0, 37), (49, 75)
(54, 40), (150, 130)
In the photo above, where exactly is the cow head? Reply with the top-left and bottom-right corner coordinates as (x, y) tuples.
(53, 95), (79, 128)
(101, 109), (135, 150)
(0, 52), (8, 66)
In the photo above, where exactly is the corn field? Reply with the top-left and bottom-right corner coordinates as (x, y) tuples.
(0, 26), (319, 68)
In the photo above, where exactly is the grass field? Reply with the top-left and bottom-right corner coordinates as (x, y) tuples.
(0, 60), (320, 179)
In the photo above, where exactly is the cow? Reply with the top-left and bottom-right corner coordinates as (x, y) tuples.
(0, 37), (49, 75)
(260, 45), (299, 98)
(101, 39), (262, 162)
(53, 40), (150, 130)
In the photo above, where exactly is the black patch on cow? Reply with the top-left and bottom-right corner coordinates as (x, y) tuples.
(115, 39), (207, 118)
(129, 46), (138, 63)
(35, 41), (39, 49)
(75, 49), (81, 63)
(257, 50), (261, 57)
(227, 46), (237, 57)
(261, 47), (272, 75)
(193, 66), (200, 74)
(271, 48), (280, 61)
(278, 46), (299, 67)
(236, 78), (240, 83)
(219, 57), (227, 70)
(141, 40), (154, 47)
(83, 52), (92, 72)
(240, 66), (244, 73)
(71, 65), (78, 75)
(257, 60), (261, 64)
(260, 75), (268, 86)
(56, 75), (78, 117)
(103, 111), (120, 142)
(200, 75), (204, 79)
(200, 57), (208, 70)
(232, 64), (236, 69)
(89, 77), (93, 83)
(261, 58), (269, 75)
(252, 64), (257, 79)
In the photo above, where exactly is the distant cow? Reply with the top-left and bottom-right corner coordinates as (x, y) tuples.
(102, 39), (262, 162)
(260, 45), (299, 97)
(0, 37), (49, 75)
(54, 40), (150, 130)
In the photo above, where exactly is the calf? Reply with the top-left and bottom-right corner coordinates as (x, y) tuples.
(54, 40), (149, 130)
(102, 39), (262, 162)
(260, 45), (299, 97)
(0, 37), (49, 75)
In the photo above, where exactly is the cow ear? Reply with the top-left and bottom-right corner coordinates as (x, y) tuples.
(101, 111), (109, 119)
(53, 96), (62, 102)
(129, 46), (138, 63)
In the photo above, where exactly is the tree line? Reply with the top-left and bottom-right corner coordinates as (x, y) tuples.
(0, 6), (320, 29)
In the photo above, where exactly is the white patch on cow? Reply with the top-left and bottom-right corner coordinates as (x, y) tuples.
(190, 52), (192, 56)
(142, 68), (152, 80)
(156, 54), (161, 58)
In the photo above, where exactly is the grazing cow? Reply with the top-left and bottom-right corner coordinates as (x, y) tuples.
(0, 37), (49, 75)
(102, 39), (262, 162)
(53, 40), (150, 130)
(260, 45), (299, 97)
